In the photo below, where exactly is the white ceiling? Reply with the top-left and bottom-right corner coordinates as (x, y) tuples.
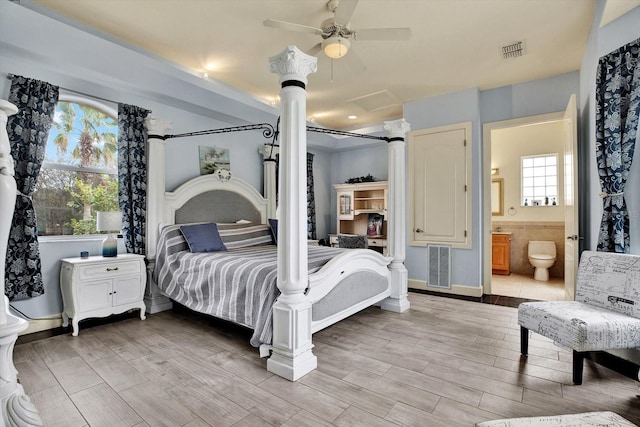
(24, 0), (615, 130)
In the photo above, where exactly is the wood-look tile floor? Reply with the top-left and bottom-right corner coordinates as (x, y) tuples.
(14, 293), (640, 426)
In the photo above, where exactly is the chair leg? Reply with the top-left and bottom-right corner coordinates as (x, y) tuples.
(572, 350), (584, 385)
(520, 326), (529, 356)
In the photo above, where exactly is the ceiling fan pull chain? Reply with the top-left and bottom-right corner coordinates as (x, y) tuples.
(331, 58), (334, 83)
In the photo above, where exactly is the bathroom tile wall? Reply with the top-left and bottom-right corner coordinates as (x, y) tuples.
(492, 221), (565, 279)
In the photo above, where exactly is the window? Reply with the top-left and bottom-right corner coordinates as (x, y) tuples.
(33, 95), (118, 236)
(521, 154), (558, 207)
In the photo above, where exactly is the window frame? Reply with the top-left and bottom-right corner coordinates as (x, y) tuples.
(37, 92), (119, 242)
(520, 153), (559, 207)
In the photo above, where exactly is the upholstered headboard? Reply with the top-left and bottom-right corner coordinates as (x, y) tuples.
(175, 189), (262, 224)
(163, 175), (268, 226)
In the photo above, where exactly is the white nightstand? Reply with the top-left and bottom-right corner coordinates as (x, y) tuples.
(60, 254), (147, 336)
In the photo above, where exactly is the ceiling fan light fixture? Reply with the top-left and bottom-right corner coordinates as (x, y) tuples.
(322, 36), (350, 59)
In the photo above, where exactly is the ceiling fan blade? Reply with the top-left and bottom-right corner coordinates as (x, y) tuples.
(343, 47), (366, 74)
(307, 43), (323, 56)
(334, 0), (359, 25)
(263, 19), (323, 35)
(355, 28), (412, 40)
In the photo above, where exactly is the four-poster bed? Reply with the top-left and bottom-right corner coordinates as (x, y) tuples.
(142, 45), (410, 381)
(151, 175), (394, 353)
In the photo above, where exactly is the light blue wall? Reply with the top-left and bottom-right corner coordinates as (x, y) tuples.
(480, 72), (579, 124)
(332, 74), (582, 289)
(580, 2), (640, 254)
(403, 88), (482, 287)
(0, 1), (332, 318)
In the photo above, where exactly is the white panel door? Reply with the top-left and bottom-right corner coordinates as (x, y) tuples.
(409, 122), (471, 248)
(563, 94), (579, 300)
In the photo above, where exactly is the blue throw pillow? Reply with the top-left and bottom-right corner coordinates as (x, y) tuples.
(180, 223), (227, 253)
(268, 218), (278, 244)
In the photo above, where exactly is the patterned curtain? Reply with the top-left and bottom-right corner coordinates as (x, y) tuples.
(5, 75), (59, 300)
(275, 152), (316, 239)
(595, 38), (640, 253)
(306, 152), (316, 240)
(117, 103), (150, 255)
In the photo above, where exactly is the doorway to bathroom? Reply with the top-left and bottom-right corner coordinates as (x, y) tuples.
(482, 96), (578, 302)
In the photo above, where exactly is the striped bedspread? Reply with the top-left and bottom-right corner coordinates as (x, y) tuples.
(153, 223), (346, 347)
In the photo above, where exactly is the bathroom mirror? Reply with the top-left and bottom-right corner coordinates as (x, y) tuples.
(492, 178), (504, 216)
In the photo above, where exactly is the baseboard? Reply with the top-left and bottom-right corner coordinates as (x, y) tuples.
(21, 316), (63, 336)
(408, 279), (483, 298)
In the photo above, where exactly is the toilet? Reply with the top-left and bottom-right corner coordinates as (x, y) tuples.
(528, 241), (556, 281)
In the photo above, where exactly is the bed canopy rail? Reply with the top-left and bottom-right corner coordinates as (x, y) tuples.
(147, 117), (396, 145)
(147, 122), (278, 143)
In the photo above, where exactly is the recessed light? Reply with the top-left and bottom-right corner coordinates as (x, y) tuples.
(348, 115), (357, 120)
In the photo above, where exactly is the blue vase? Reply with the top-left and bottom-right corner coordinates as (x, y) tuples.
(102, 234), (118, 257)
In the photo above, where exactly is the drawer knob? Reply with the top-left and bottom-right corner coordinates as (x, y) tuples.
(106, 267), (119, 272)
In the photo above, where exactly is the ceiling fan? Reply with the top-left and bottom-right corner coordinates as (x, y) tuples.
(264, 0), (411, 69)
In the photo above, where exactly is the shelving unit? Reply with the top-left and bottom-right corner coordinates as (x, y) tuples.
(331, 181), (388, 254)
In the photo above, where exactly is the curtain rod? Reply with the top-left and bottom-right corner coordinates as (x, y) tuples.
(5, 73), (149, 112)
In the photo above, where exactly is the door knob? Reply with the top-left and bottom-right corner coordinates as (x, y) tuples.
(416, 228), (424, 233)
(566, 235), (578, 240)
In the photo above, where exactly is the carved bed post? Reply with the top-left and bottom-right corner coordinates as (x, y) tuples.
(259, 144), (279, 219)
(267, 46), (318, 381)
(381, 118), (411, 313)
(0, 99), (43, 425)
(144, 117), (173, 313)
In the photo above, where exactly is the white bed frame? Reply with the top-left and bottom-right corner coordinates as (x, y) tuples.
(144, 45), (412, 381)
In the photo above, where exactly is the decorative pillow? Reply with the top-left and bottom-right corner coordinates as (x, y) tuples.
(338, 234), (368, 249)
(268, 218), (278, 244)
(179, 223), (227, 253)
(217, 223), (274, 249)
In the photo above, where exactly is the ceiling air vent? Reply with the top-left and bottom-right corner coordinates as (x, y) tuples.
(501, 41), (525, 59)
(347, 90), (401, 112)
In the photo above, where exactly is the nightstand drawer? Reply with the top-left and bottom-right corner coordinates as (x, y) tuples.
(77, 260), (141, 280)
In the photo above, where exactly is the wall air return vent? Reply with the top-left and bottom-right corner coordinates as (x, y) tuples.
(501, 41), (525, 59)
(427, 245), (451, 289)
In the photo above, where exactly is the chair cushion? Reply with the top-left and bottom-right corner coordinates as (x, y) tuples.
(475, 411), (636, 427)
(575, 251), (640, 319)
(518, 301), (640, 352)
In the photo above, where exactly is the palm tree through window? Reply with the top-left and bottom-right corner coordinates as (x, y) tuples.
(33, 95), (119, 236)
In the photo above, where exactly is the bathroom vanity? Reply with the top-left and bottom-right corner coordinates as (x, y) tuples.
(492, 232), (511, 275)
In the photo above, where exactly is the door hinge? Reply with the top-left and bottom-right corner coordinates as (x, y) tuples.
(463, 139), (467, 147)
(464, 230), (467, 237)
(464, 184), (467, 192)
